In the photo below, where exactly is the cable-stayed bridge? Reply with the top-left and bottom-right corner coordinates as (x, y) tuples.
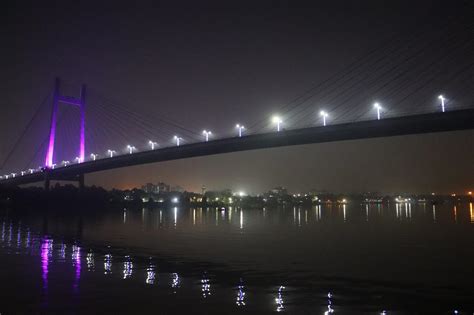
(1, 15), (473, 189)
(1, 106), (473, 189)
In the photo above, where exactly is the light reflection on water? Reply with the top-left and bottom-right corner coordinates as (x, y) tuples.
(146, 261), (156, 285)
(0, 201), (473, 313)
(1, 221), (4, 242)
(86, 251), (94, 271)
(171, 272), (180, 293)
(104, 253), (112, 275)
(72, 245), (81, 292)
(123, 255), (133, 279)
(236, 278), (246, 307)
(201, 274), (211, 298)
(41, 237), (53, 289)
(16, 224), (21, 247)
(325, 292), (334, 314)
(7, 222), (12, 247)
(59, 243), (66, 260)
(470, 202), (474, 223)
(275, 285), (285, 312)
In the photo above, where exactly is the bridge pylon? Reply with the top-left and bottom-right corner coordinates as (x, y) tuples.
(45, 77), (86, 168)
(43, 77), (87, 191)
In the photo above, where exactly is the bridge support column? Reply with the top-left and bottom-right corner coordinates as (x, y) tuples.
(78, 174), (85, 191)
(44, 174), (50, 192)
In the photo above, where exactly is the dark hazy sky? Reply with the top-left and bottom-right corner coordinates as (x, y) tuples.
(1, 1), (473, 194)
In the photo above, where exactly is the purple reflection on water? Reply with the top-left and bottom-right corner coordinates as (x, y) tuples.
(72, 245), (81, 292)
(41, 238), (53, 289)
(25, 230), (30, 248)
(1, 221), (5, 242)
(7, 223), (12, 246)
(16, 227), (21, 247)
(59, 243), (66, 260)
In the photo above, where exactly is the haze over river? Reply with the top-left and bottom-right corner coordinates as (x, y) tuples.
(1, 201), (473, 314)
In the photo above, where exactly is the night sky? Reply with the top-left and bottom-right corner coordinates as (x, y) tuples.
(2, 1), (473, 194)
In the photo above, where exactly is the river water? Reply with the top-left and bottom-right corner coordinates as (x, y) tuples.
(0, 201), (473, 314)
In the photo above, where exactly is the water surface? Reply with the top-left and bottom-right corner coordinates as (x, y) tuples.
(1, 201), (473, 314)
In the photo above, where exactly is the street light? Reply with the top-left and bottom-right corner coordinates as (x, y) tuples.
(320, 111), (328, 126)
(11, 173), (16, 178)
(127, 145), (136, 154)
(174, 136), (183, 146)
(74, 157), (81, 163)
(107, 149), (116, 158)
(438, 95), (446, 112)
(28, 169), (35, 174)
(374, 103), (382, 120)
(21, 171), (26, 176)
(62, 160), (70, 166)
(148, 140), (158, 150)
(202, 130), (212, 142)
(272, 116), (282, 132)
(90, 153), (98, 161)
(236, 124), (245, 137)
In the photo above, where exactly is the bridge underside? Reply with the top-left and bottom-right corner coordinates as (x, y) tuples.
(1, 108), (474, 188)
(43, 173), (84, 191)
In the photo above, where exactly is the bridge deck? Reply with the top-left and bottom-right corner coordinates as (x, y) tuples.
(2, 108), (474, 186)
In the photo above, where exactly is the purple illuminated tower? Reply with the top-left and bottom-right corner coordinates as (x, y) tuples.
(45, 78), (86, 167)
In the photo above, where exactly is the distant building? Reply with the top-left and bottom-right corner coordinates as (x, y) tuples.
(140, 182), (171, 194)
(141, 183), (158, 194)
(171, 185), (184, 193)
(271, 186), (288, 196)
(157, 182), (170, 193)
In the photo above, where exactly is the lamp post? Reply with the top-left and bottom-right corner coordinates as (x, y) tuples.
(148, 141), (158, 150)
(174, 136), (183, 146)
(236, 124), (245, 137)
(90, 153), (98, 161)
(438, 95), (446, 112)
(374, 103), (382, 120)
(107, 149), (116, 158)
(127, 145), (136, 154)
(74, 157), (81, 163)
(272, 116), (282, 132)
(320, 111), (328, 126)
(202, 130), (212, 142)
